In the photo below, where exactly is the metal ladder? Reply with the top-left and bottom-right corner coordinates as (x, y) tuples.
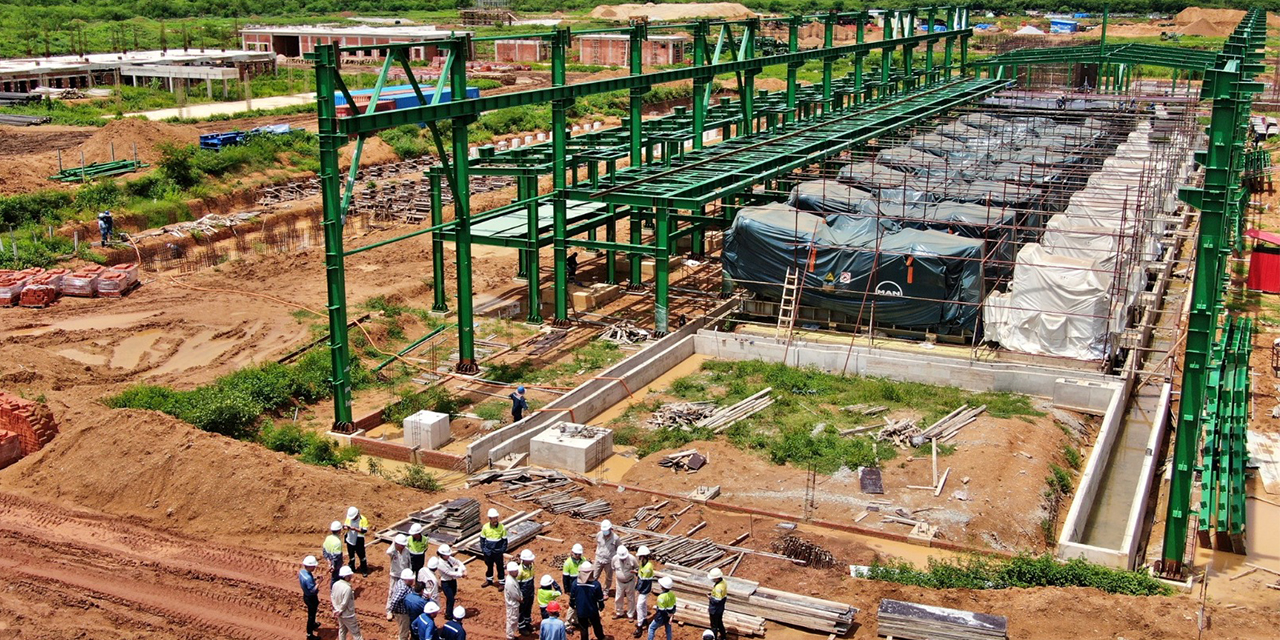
(775, 267), (801, 337)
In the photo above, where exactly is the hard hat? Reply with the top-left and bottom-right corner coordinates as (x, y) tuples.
(658, 577), (673, 590)
(517, 386), (526, 393)
(330, 521), (343, 532)
(541, 574), (554, 587)
(394, 534), (407, 546)
(424, 602), (441, 615)
(572, 543), (584, 555)
(507, 562), (520, 573)
(453, 606), (466, 620)
(302, 555), (318, 567)
(488, 508), (500, 518)
(579, 561), (593, 572)
(547, 601), (561, 613)
(438, 544), (453, 556)
(409, 523), (425, 535)
(703, 630), (716, 639)
(708, 568), (723, 580)
(427, 557), (440, 570)
(637, 546), (651, 556)
(520, 549), (535, 562)
(346, 506), (359, 520)
(339, 566), (354, 578)
(601, 520), (612, 532)
(401, 568), (416, 580)
(615, 545), (629, 558)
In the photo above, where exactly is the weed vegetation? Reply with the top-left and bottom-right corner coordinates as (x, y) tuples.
(865, 554), (1174, 596)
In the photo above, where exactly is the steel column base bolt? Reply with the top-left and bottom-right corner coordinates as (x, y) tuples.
(551, 318), (573, 328)
(626, 284), (648, 292)
(454, 360), (480, 374)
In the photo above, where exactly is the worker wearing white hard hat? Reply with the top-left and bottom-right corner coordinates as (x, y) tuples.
(632, 546), (656, 638)
(481, 507), (509, 587)
(387, 534), (412, 608)
(413, 600), (441, 640)
(563, 543), (586, 628)
(594, 520), (619, 597)
(571, 560), (607, 640)
(323, 521), (345, 586)
(332, 566), (363, 640)
(343, 507), (370, 576)
(437, 606), (467, 640)
(299, 556), (322, 640)
(707, 568), (728, 640)
(612, 545), (638, 621)
(536, 574), (563, 621)
(504, 562), (523, 640)
(407, 522), (429, 574)
(435, 544), (465, 619)
(646, 577), (676, 640)
(418, 555), (441, 604)
(388, 568), (418, 638)
(516, 548), (537, 633)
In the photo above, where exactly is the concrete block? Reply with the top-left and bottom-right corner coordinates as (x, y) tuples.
(404, 410), (451, 450)
(1053, 378), (1115, 415)
(614, 254), (681, 280)
(529, 422), (613, 473)
(571, 283), (621, 311)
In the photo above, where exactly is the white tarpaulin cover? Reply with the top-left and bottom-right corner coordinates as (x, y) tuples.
(984, 244), (1114, 360)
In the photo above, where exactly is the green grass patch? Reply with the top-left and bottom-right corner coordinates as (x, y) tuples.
(487, 340), (624, 386)
(865, 554), (1173, 596)
(1063, 445), (1082, 471)
(259, 421), (362, 468)
(383, 386), (463, 424)
(474, 400), (509, 422)
(913, 442), (958, 457)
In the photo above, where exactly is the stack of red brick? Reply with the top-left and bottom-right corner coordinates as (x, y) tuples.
(97, 262), (139, 298)
(0, 263), (140, 307)
(19, 268), (69, 307)
(62, 264), (108, 297)
(0, 267), (46, 306)
(0, 391), (58, 469)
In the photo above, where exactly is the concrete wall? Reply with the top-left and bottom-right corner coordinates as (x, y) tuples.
(694, 330), (1119, 407)
(1116, 382), (1172, 567)
(1056, 376), (1131, 566)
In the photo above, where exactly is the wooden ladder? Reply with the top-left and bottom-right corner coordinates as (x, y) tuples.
(775, 267), (801, 338)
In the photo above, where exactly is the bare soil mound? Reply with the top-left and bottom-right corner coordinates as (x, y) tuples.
(590, 2), (756, 22)
(79, 118), (202, 165)
(1174, 7), (1245, 26)
(1180, 17), (1232, 37)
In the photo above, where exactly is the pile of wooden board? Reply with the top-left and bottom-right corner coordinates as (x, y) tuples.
(468, 467), (613, 518)
(658, 449), (708, 472)
(458, 509), (544, 556)
(698, 388), (774, 434)
(876, 598), (1007, 640)
(416, 498), (480, 543)
(673, 600), (767, 637)
(600, 320), (651, 345)
(876, 418), (921, 448)
(909, 404), (986, 447)
(375, 503), (541, 556)
(661, 564), (857, 635)
(649, 402), (717, 429)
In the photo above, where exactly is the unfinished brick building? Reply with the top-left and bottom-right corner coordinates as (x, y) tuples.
(576, 34), (688, 67)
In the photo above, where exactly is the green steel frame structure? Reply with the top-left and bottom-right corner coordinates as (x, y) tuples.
(308, 7), (992, 429)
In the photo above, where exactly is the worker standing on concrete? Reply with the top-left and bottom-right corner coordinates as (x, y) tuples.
(436, 544), (465, 619)
(387, 534), (411, 605)
(562, 543), (584, 629)
(536, 574), (562, 620)
(632, 546), (654, 638)
(707, 567), (728, 640)
(438, 607), (468, 640)
(407, 523), (429, 574)
(299, 555), (322, 640)
(413, 601), (441, 640)
(332, 566), (364, 640)
(98, 210), (114, 247)
(510, 386), (529, 422)
(594, 520), (619, 596)
(388, 568), (417, 640)
(323, 521), (345, 586)
(517, 549), (537, 634)
(481, 508), (509, 587)
(612, 545), (637, 621)
(344, 507), (370, 575)
(504, 562), (523, 640)
(566, 252), (582, 286)
(418, 556), (441, 605)
(540, 601), (567, 640)
(645, 577), (676, 640)
(571, 561), (606, 640)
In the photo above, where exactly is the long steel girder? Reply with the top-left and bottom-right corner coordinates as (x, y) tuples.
(564, 78), (1007, 210)
(971, 43), (1220, 72)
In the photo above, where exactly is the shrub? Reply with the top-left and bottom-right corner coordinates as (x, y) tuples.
(1063, 445), (1082, 470)
(864, 554), (1173, 596)
(0, 191), (74, 227)
(395, 463), (442, 491)
(157, 142), (201, 189)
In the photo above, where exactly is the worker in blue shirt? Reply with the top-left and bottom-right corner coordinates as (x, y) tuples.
(299, 555), (321, 640)
(571, 561), (606, 640)
(404, 582), (429, 625)
(540, 601), (567, 640)
(413, 601), (441, 640)
(439, 607), (468, 640)
(510, 386), (529, 422)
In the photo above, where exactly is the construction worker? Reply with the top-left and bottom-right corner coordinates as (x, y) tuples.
(707, 567), (728, 640)
(566, 252), (582, 286)
(504, 562), (523, 640)
(405, 582), (429, 629)
(540, 601), (567, 640)
(387, 534), (412, 604)
(536, 574), (562, 620)
(419, 556), (441, 605)
(571, 561), (606, 640)
(562, 544), (584, 628)
(332, 566), (363, 640)
(413, 601), (441, 640)
(594, 520), (619, 596)
(612, 545), (637, 621)
(646, 577), (676, 640)
(323, 521), (345, 586)
(389, 568), (417, 640)
(98, 210), (114, 247)
(517, 549), (537, 634)
(344, 507), (370, 575)
(436, 544), (465, 619)
(481, 508), (509, 587)
(299, 555), (322, 640)
(510, 386), (529, 422)
(438, 607), (468, 640)
(632, 546), (655, 638)
(407, 523), (429, 574)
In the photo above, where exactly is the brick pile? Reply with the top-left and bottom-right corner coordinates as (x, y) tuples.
(62, 265), (107, 297)
(19, 269), (68, 307)
(0, 267), (44, 306)
(0, 391), (58, 469)
(0, 430), (20, 469)
(97, 263), (140, 298)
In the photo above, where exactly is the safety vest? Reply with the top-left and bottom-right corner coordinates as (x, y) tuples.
(323, 534), (343, 555)
(710, 580), (727, 601)
(518, 562), (535, 583)
(656, 591), (676, 612)
(562, 556), (582, 577)
(536, 587), (560, 607)
(407, 534), (428, 555)
(482, 522), (507, 541)
(637, 561), (655, 580)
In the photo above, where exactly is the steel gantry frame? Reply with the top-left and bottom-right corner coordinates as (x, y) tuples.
(309, 8), (985, 428)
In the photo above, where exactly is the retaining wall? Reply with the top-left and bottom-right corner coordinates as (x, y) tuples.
(1054, 377), (1132, 567)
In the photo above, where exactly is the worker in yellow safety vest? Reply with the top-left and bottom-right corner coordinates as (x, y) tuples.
(562, 543), (584, 628)
(632, 546), (655, 638)
(517, 549), (536, 634)
(481, 508), (509, 588)
(536, 574), (563, 620)
(322, 521), (345, 586)
(707, 567), (728, 640)
(406, 523), (429, 574)
(645, 577), (676, 640)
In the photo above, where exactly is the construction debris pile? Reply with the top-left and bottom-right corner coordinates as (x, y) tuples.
(876, 598), (1008, 640)
(873, 418), (921, 447)
(130, 212), (262, 241)
(468, 467), (613, 518)
(770, 534), (836, 569)
(0, 264), (140, 307)
(910, 404), (987, 446)
(648, 404), (717, 429)
(658, 449), (708, 472)
(600, 320), (651, 344)
(662, 564), (858, 636)
(414, 497), (481, 543)
(648, 389), (775, 435)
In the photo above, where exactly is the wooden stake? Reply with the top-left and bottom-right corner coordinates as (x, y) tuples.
(931, 437), (938, 487)
(934, 467), (951, 497)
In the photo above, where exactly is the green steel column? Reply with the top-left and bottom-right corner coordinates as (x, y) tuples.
(881, 11), (894, 97)
(903, 9), (916, 90)
(654, 205), (671, 334)
(944, 7), (955, 79)
(785, 15), (801, 124)
(551, 27), (571, 325)
(959, 8), (970, 76)
(854, 17), (865, 103)
(691, 204), (706, 257)
(740, 19), (757, 136)
(429, 168), (447, 313)
(628, 207), (644, 288)
(606, 206), (618, 285)
(924, 9), (935, 83)
(1100, 3), (1109, 54)
(628, 22), (647, 168)
(449, 37), (479, 373)
(523, 174), (542, 324)
(314, 43), (353, 428)
(692, 20), (709, 149)
(822, 11), (836, 112)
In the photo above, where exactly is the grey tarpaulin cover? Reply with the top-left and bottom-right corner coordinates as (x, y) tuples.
(723, 203), (984, 332)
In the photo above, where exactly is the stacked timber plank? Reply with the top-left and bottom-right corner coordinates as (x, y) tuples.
(674, 600), (767, 637)
(876, 599), (1007, 640)
(662, 564), (857, 635)
(469, 467), (613, 518)
(414, 498), (481, 544)
(649, 403), (717, 429)
(910, 404), (987, 447)
(876, 418), (921, 448)
(699, 388), (774, 434)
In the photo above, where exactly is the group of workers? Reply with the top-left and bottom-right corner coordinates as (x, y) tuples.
(300, 507), (732, 640)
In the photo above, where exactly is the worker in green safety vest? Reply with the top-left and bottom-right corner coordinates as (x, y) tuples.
(481, 508), (509, 588)
(406, 523), (429, 574)
(536, 574), (563, 620)
(322, 521), (345, 586)
(562, 543), (584, 628)
(707, 568), (728, 640)
(632, 546), (655, 638)
(517, 549), (537, 634)
(645, 577), (676, 640)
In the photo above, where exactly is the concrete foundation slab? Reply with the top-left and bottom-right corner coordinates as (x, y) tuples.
(404, 410), (451, 450)
(529, 422), (614, 473)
